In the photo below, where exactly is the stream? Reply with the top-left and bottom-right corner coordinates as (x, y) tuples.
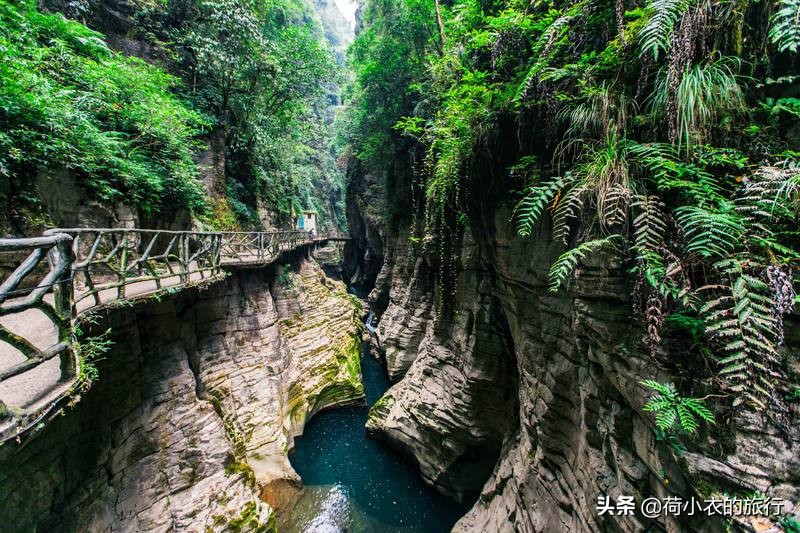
(279, 338), (466, 532)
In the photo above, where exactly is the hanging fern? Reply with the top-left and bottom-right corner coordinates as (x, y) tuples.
(701, 271), (781, 408)
(548, 235), (623, 292)
(517, 8), (582, 101)
(627, 142), (726, 206)
(641, 380), (715, 433)
(638, 0), (694, 61)
(514, 175), (573, 237)
(735, 167), (800, 258)
(551, 185), (587, 244)
(632, 195), (668, 253)
(769, 0), (800, 53)
(674, 205), (746, 258)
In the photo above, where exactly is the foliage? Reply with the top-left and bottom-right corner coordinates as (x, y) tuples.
(72, 320), (114, 392)
(225, 501), (275, 533)
(650, 57), (745, 152)
(278, 264), (294, 288)
(769, 0), (800, 53)
(0, 0), (208, 223)
(782, 515), (800, 533)
(641, 380), (715, 434)
(1, 0), (347, 232)
(638, 0), (693, 61)
(662, 65), (742, 148)
(514, 174), (569, 237)
(345, 0), (800, 414)
(548, 236), (623, 292)
(341, 0), (437, 170)
(131, 0), (345, 228)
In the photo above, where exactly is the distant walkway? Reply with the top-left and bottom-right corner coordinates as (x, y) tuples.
(0, 227), (348, 442)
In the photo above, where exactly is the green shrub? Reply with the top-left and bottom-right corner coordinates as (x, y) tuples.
(0, 0), (209, 220)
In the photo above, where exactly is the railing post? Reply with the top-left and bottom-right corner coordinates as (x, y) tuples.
(214, 234), (221, 274)
(48, 236), (76, 380)
(179, 233), (189, 283)
(118, 232), (128, 299)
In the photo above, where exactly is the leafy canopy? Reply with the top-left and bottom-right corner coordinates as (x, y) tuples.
(0, 0), (208, 220)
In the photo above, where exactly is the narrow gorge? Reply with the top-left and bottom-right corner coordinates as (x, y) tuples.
(0, 0), (799, 530)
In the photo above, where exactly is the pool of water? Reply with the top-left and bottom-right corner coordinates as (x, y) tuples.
(281, 342), (466, 532)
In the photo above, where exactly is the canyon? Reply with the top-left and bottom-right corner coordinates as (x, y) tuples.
(345, 150), (800, 532)
(0, 245), (364, 531)
(1, 0), (798, 530)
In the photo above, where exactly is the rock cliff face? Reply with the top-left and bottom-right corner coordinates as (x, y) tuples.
(343, 158), (386, 290)
(0, 248), (363, 531)
(366, 231), (518, 504)
(353, 163), (800, 531)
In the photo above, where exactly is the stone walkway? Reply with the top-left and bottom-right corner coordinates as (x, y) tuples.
(0, 268), (218, 420)
(0, 234), (346, 439)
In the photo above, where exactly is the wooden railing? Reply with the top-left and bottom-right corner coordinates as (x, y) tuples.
(0, 234), (74, 383)
(0, 227), (345, 441)
(219, 230), (312, 265)
(49, 228), (224, 311)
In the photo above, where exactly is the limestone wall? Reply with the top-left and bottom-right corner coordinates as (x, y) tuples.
(0, 248), (363, 531)
(352, 166), (800, 532)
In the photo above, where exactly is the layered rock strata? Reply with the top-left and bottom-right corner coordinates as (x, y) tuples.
(0, 250), (363, 531)
(356, 175), (800, 532)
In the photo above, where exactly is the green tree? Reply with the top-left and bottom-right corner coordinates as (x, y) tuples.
(0, 0), (208, 228)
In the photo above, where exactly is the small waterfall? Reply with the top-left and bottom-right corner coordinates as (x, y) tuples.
(302, 485), (350, 533)
(364, 310), (377, 335)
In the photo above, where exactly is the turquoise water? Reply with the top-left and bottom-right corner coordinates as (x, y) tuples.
(283, 342), (466, 532)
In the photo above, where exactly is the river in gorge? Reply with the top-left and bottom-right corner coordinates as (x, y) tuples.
(278, 337), (467, 532)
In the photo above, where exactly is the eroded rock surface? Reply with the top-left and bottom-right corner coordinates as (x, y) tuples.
(370, 228), (436, 380)
(367, 232), (518, 503)
(354, 169), (800, 532)
(0, 250), (362, 531)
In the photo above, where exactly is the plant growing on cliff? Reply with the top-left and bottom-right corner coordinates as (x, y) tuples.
(0, 0), (209, 222)
(547, 236), (623, 292)
(770, 0), (800, 53)
(348, 0), (800, 414)
(641, 380), (715, 434)
(73, 326), (114, 392)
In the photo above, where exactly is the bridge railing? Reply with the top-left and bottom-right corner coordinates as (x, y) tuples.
(0, 226), (345, 440)
(219, 230), (311, 264)
(47, 228), (224, 312)
(0, 233), (75, 384)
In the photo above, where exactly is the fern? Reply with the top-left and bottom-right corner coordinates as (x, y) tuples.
(551, 185), (587, 244)
(638, 0), (693, 61)
(701, 272), (781, 408)
(675, 205), (745, 258)
(548, 235), (623, 292)
(627, 141), (727, 206)
(637, 250), (690, 303)
(632, 195), (668, 252)
(631, 196), (693, 305)
(516, 8), (582, 101)
(514, 175), (573, 237)
(602, 184), (631, 227)
(564, 134), (635, 230)
(770, 0), (800, 53)
(742, 166), (798, 215)
(641, 380), (715, 433)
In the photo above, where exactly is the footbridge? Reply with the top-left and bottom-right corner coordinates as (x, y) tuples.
(0, 228), (348, 442)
